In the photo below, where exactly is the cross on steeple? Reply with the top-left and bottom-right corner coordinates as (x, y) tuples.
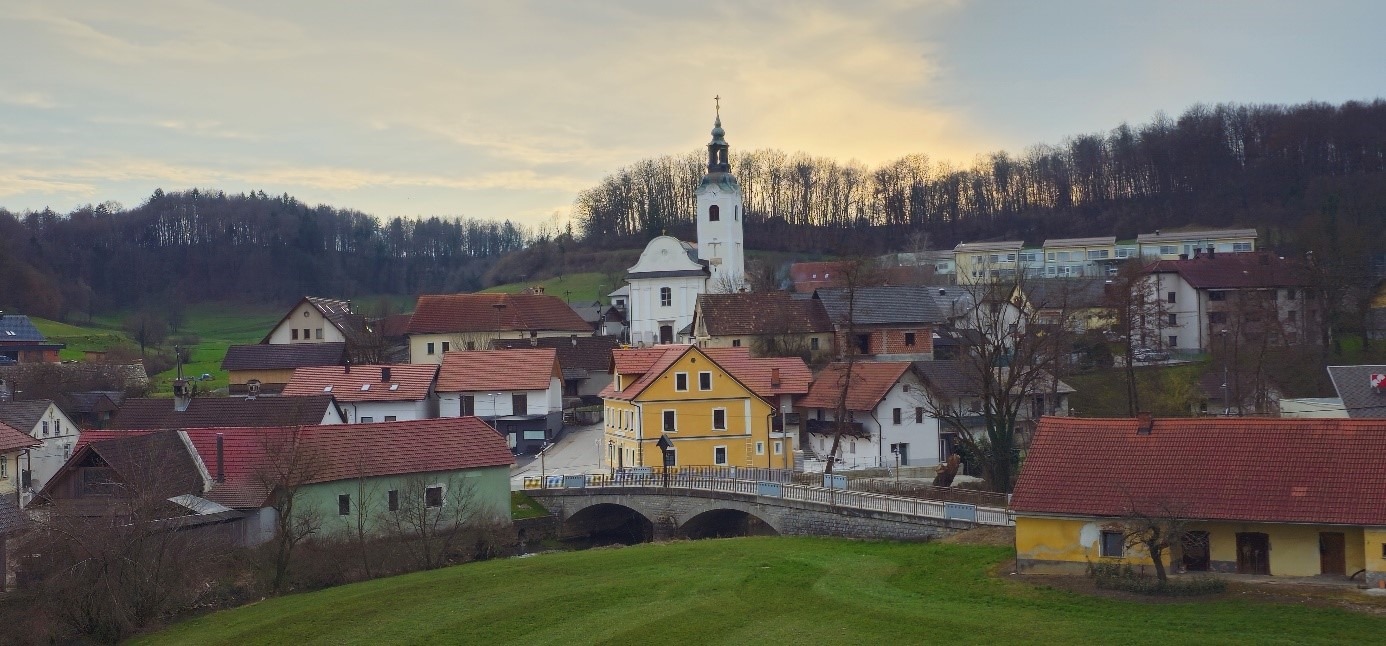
(714, 94), (720, 118)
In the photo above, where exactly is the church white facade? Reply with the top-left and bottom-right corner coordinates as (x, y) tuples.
(626, 108), (746, 346)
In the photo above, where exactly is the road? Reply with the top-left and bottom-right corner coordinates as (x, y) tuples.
(510, 421), (603, 488)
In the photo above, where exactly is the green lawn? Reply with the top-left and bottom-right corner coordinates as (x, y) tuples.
(482, 272), (614, 305)
(136, 538), (1381, 645)
(29, 317), (130, 362)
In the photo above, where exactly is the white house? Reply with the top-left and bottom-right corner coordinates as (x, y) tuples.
(1146, 252), (1319, 352)
(0, 400), (80, 506)
(262, 296), (364, 345)
(626, 106), (746, 346)
(435, 349), (563, 454)
(282, 364), (438, 423)
(795, 362), (941, 470)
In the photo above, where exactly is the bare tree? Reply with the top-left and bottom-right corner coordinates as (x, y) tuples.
(383, 473), (489, 570)
(1105, 259), (1169, 416)
(255, 426), (323, 592)
(822, 257), (886, 474)
(1121, 498), (1200, 584)
(122, 309), (169, 357)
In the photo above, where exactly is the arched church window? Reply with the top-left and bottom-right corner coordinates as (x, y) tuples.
(709, 205), (719, 222)
(734, 205), (739, 221)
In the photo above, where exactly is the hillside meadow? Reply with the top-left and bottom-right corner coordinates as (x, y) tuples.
(136, 538), (1383, 645)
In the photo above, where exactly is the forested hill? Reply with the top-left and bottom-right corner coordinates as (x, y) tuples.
(575, 99), (1386, 258)
(0, 190), (530, 320)
(4, 99), (1385, 321)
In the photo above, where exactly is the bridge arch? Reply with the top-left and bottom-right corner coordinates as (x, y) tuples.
(678, 508), (780, 539)
(561, 502), (655, 546)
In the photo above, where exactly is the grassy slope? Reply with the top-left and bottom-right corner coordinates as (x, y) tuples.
(29, 317), (129, 362)
(137, 538), (1380, 645)
(481, 272), (613, 305)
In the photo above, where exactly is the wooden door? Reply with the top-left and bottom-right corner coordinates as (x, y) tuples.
(1181, 531), (1210, 572)
(1236, 532), (1271, 575)
(659, 325), (673, 344)
(1319, 532), (1346, 576)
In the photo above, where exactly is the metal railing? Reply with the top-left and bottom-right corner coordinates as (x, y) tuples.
(522, 468), (1013, 527)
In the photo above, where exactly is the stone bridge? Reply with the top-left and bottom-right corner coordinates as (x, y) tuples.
(527, 485), (998, 542)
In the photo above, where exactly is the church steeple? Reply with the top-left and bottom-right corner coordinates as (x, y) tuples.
(707, 95), (730, 174)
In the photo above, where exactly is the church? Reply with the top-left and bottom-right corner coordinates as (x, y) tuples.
(625, 105), (746, 346)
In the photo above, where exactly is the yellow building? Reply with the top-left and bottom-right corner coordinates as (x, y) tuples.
(600, 345), (779, 470)
(1013, 416), (1386, 582)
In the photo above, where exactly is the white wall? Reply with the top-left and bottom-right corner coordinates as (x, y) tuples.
(627, 275), (705, 346)
(800, 375), (942, 469)
(266, 303), (347, 345)
(344, 400), (432, 423)
(438, 386), (561, 418)
(20, 402), (80, 506)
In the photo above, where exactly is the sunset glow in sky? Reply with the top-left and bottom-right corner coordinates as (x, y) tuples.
(2, 1), (1382, 226)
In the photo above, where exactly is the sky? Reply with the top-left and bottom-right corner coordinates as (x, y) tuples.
(2, 0), (1383, 228)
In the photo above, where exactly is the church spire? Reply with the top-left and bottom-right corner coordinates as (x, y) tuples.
(707, 95), (730, 173)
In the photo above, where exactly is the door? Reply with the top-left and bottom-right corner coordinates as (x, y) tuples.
(1181, 531), (1210, 572)
(1319, 532), (1346, 576)
(659, 325), (673, 344)
(1236, 532), (1271, 575)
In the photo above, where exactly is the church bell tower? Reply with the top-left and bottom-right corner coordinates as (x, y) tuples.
(695, 96), (746, 292)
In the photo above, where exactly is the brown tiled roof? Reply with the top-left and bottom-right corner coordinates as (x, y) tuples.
(1147, 254), (1311, 289)
(221, 343), (347, 371)
(377, 313), (413, 339)
(697, 291), (834, 337)
(600, 346), (690, 401)
(282, 365), (437, 402)
(78, 419), (513, 509)
(909, 360), (980, 399)
(110, 395), (340, 430)
(796, 361), (911, 411)
(406, 293), (593, 335)
(437, 349), (559, 392)
(703, 347), (813, 397)
(1013, 417), (1386, 525)
(0, 421), (40, 453)
(492, 336), (619, 374)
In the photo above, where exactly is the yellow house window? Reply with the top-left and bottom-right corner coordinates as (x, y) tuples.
(712, 408), (726, 430)
(1100, 531), (1125, 558)
(675, 373), (689, 391)
(663, 410), (676, 432)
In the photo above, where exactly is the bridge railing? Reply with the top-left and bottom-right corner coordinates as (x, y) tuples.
(523, 468), (1013, 527)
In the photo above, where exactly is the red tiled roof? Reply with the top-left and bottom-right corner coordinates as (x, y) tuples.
(796, 361), (911, 411)
(697, 291), (834, 336)
(110, 395), (339, 429)
(437, 349), (558, 392)
(377, 313), (413, 339)
(282, 364), (436, 402)
(1147, 254), (1311, 289)
(0, 421), (40, 453)
(406, 293), (593, 335)
(600, 346), (691, 401)
(703, 347), (813, 397)
(79, 419), (513, 509)
(1013, 417), (1386, 525)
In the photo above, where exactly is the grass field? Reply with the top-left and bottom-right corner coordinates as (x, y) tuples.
(135, 538), (1382, 645)
(29, 317), (130, 362)
(482, 272), (614, 305)
(1066, 360), (1208, 417)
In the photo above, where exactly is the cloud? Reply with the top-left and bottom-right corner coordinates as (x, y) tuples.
(2, 91), (60, 109)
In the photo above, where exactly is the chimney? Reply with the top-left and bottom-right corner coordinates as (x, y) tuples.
(215, 433), (225, 483)
(1136, 411), (1153, 435)
(1179, 253), (1189, 261)
(770, 367), (782, 388)
(1206, 247), (1215, 259)
(938, 288), (946, 296)
(381, 366), (391, 383)
(530, 335), (538, 347)
(172, 379), (192, 412)
(344, 362), (351, 374)
(570, 334), (578, 346)
(346, 299), (352, 313)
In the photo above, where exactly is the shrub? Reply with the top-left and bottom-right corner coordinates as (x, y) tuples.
(1088, 561), (1227, 596)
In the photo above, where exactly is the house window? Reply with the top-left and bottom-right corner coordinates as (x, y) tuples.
(915, 407), (924, 423)
(664, 410), (676, 432)
(1209, 291), (1226, 301)
(1167, 313), (1177, 326)
(388, 489), (399, 512)
(713, 446), (728, 466)
(292, 328), (299, 340)
(699, 372), (712, 390)
(442, 341), (451, 352)
(1233, 242), (1253, 252)
(427, 342), (436, 355)
(1285, 289), (1297, 301)
(755, 441), (765, 455)
(660, 287), (672, 307)
(732, 339), (742, 347)
(712, 408), (727, 430)
(1168, 336), (1178, 348)
(904, 332), (916, 347)
(1160, 245), (1178, 255)
(892, 408), (902, 424)
(42, 421), (49, 436)
(1167, 292), (1176, 304)
(466, 341), (476, 350)
(338, 494), (351, 516)
(360, 416), (374, 423)
(0, 459), (6, 478)
(810, 337), (820, 350)
(772, 441), (782, 455)
(816, 409), (824, 421)
(316, 328), (324, 340)
(304, 328), (311, 339)
(709, 204), (720, 221)
(512, 393), (528, 415)
(1100, 530), (1125, 557)
(384, 415), (397, 422)
(461, 395), (475, 416)
(425, 486), (444, 508)
(675, 373), (689, 391)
